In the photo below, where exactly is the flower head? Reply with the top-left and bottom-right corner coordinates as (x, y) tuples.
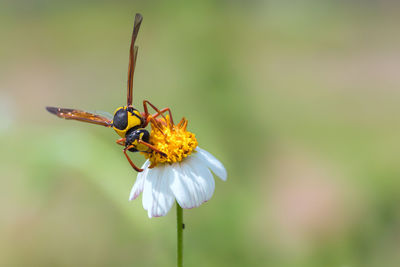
(144, 116), (198, 166)
(129, 116), (227, 218)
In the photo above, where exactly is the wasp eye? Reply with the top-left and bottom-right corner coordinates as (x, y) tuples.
(113, 108), (128, 130)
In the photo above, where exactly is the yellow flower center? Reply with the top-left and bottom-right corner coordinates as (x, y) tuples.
(142, 115), (198, 166)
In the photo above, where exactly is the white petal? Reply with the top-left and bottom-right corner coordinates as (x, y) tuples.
(142, 165), (175, 218)
(188, 156), (215, 201)
(170, 157), (208, 209)
(194, 147), (227, 181)
(142, 167), (161, 211)
(129, 160), (151, 201)
(169, 163), (190, 209)
(148, 166), (175, 218)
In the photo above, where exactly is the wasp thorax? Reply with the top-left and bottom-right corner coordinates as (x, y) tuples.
(112, 106), (144, 138)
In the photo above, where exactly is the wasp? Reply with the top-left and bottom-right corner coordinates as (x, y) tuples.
(46, 13), (172, 172)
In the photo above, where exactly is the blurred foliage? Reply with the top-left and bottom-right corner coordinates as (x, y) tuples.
(1, 0), (400, 266)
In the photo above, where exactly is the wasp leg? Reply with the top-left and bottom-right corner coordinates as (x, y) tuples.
(144, 109), (173, 128)
(149, 107), (174, 126)
(116, 138), (126, 146)
(142, 100), (174, 126)
(147, 116), (167, 137)
(142, 100), (166, 120)
(138, 140), (167, 156)
(150, 107), (173, 121)
(123, 147), (143, 172)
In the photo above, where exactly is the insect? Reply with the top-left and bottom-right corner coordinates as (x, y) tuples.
(46, 13), (173, 172)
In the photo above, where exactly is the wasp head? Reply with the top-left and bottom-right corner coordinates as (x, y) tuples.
(112, 106), (144, 138)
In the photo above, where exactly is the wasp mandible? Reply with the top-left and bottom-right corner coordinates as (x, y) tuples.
(46, 13), (173, 172)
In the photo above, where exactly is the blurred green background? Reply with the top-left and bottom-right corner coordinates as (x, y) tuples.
(1, 0), (400, 266)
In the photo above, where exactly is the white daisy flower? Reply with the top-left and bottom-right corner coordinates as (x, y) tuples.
(129, 116), (227, 218)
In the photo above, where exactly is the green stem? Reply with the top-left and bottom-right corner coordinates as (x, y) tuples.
(176, 201), (184, 267)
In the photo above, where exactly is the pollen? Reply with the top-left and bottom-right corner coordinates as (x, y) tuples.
(143, 115), (198, 166)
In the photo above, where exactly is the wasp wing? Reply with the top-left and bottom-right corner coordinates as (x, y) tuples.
(127, 13), (143, 106)
(46, 106), (112, 127)
(93, 110), (113, 121)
